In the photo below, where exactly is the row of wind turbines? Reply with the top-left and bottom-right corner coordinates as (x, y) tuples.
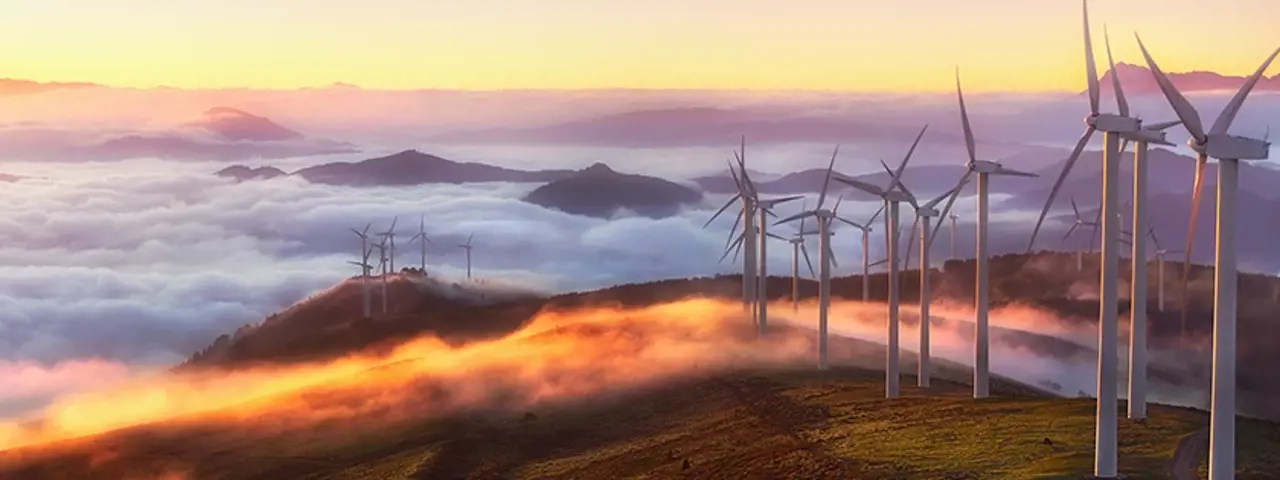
(348, 215), (479, 318)
(706, 2), (1275, 478)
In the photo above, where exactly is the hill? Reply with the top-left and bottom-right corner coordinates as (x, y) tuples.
(522, 163), (704, 219)
(291, 149), (576, 186)
(1097, 62), (1280, 95)
(186, 107), (304, 142)
(214, 165), (288, 181)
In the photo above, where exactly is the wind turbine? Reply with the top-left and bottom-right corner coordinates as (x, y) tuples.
(775, 147), (857, 370)
(458, 232), (475, 280)
(380, 216), (400, 274)
(892, 174), (958, 389)
(948, 213), (959, 262)
(833, 125), (927, 399)
(347, 244), (374, 319)
(1136, 35), (1278, 480)
(374, 239), (389, 314)
(705, 145), (765, 327)
(785, 201), (818, 313)
(743, 170), (803, 335)
(350, 222), (374, 317)
(1021, 7), (1142, 475)
(409, 214), (432, 274)
(854, 205), (885, 302)
(1148, 227), (1182, 313)
(1060, 198), (1098, 271)
(931, 69), (1037, 399)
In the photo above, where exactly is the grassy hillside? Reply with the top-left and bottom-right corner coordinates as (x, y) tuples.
(3, 366), (1278, 479)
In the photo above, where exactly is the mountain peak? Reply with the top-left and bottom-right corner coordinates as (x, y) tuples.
(581, 162), (616, 175)
(190, 107), (304, 142)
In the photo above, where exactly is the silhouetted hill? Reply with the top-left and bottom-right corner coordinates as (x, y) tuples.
(187, 107), (304, 142)
(215, 165), (287, 181)
(522, 163), (704, 218)
(292, 149), (576, 186)
(1096, 62), (1280, 95)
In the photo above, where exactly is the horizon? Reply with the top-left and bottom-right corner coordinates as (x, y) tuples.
(4, 0), (1278, 92)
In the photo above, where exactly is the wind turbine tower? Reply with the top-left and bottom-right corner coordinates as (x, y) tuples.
(1137, 34), (1278, 480)
(458, 232), (476, 279)
(350, 222), (373, 318)
(380, 216), (399, 274)
(891, 176), (957, 389)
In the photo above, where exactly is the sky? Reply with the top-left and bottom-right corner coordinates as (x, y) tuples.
(3, 0), (1278, 92)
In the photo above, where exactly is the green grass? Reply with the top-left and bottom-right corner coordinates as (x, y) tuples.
(3, 367), (1278, 479)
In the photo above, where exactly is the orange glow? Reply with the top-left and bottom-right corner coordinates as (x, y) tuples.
(0, 296), (1101, 452)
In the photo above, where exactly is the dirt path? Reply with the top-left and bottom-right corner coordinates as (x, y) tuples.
(1168, 428), (1208, 480)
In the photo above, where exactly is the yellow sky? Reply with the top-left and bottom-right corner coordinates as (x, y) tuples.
(2, 0), (1277, 92)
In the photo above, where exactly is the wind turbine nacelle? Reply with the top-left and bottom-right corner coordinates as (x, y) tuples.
(883, 191), (913, 203)
(1126, 129), (1173, 146)
(1205, 134), (1271, 161)
(970, 160), (1003, 174)
(1089, 114), (1141, 133)
(917, 208), (940, 217)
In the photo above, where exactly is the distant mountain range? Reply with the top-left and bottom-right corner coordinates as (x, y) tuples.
(1096, 62), (1280, 95)
(289, 150), (574, 186)
(185, 107), (305, 142)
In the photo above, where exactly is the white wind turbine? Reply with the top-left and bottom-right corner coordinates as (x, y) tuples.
(380, 216), (400, 274)
(947, 213), (959, 262)
(347, 244), (374, 319)
(374, 239), (389, 314)
(775, 148), (858, 370)
(740, 164), (803, 335)
(1022, 6), (1141, 474)
(890, 172), (958, 389)
(930, 69), (1038, 399)
(1060, 197), (1099, 271)
(350, 222), (374, 318)
(409, 214), (432, 274)
(1147, 227), (1182, 313)
(705, 147), (764, 327)
(854, 205), (885, 302)
(784, 201), (818, 313)
(832, 125), (927, 399)
(1136, 34), (1278, 480)
(457, 232), (476, 280)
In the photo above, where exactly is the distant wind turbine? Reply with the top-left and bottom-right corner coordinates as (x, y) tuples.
(931, 69), (1037, 399)
(776, 147), (857, 370)
(948, 213), (959, 262)
(892, 174), (958, 389)
(380, 216), (400, 274)
(1060, 198), (1098, 271)
(409, 214), (432, 274)
(834, 125), (928, 399)
(458, 232), (475, 279)
(705, 142), (765, 328)
(1147, 227), (1182, 313)
(350, 222), (374, 318)
(374, 239), (389, 314)
(785, 201), (817, 313)
(1136, 33), (1278, 479)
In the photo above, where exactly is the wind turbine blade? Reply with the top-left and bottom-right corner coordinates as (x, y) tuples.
(827, 242), (840, 269)
(350, 227), (363, 237)
(362, 223), (371, 235)
(929, 170), (972, 249)
(1148, 225), (1160, 250)
(1071, 197), (1081, 218)
(867, 203), (885, 225)
(798, 199), (809, 233)
(1061, 223), (1079, 243)
(388, 216), (398, 232)
(904, 216), (919, 267)
(1027, 126), (1095, 252)
(1135, 33), (1206, 142)
(880, 159), (919, 208)
(719, 233), (746, 264)
(1089, 205), (1101, 254)
(870, 259), (887, 267)
(831, 195), (845, 217)
(1119, 138), (1130, 156)
(1147, 120), (1182, 131)
(1178, 153), (1208, 316)
(834, 216), (866, 230)
(1077, 1), (1101, 115)
(466, 232), (474, 246)
(817, 145), (839, 209)
(726, 157), (745, 192)
(773, 210), (816, 226)
(766, 232), (788, 242)
(833, 176), (885, 197)
(924, 185), (957, 210)
(1103, 24), (1128, 117)
(800, 242), (816, 278)
(888, 125), (928, 193)
(992, 165), (1038, 177)
(955, 68), (978, 163)
(1210, 46), (1280, 136)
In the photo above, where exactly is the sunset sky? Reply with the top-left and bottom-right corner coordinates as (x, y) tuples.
(3, 0), (1277, 92)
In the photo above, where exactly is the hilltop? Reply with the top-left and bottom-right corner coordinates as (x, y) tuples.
(522, 163), (704, 219)
(291, 149), (576, 186)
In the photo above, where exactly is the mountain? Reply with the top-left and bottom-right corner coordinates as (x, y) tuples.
(186, 107), (304, 142)
(292, 149), (576, 186)
(522, 163), (704, 219)
(1096, 62), (1280, 94)
(215, 165), (288, 181)
(694, 164), (972, 197)
(0, 78), (98, 96)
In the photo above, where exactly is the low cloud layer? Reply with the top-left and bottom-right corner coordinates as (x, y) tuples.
(0, 156), (1149, 417)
